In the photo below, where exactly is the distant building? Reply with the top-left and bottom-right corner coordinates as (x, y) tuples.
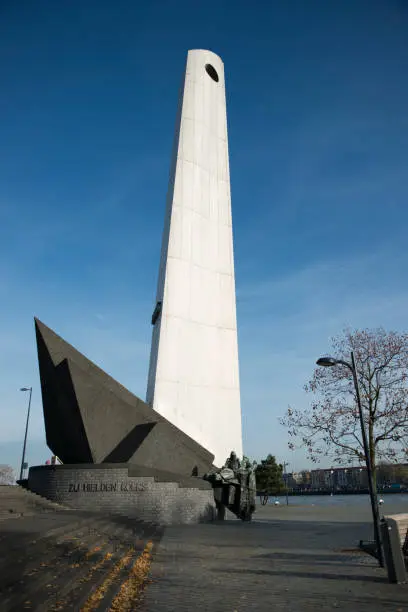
(300, 470), (311, 486)
(310, 466), (368, 491)
(311, 469), (326, 490)
(287, 463), (407, 492)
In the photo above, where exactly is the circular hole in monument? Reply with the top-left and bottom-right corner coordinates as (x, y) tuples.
(205, 64), (219, 82)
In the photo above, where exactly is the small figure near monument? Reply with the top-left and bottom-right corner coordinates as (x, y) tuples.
(225, 451), (241, 472)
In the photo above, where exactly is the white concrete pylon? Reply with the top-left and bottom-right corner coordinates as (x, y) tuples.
(146, 49), (243, 467)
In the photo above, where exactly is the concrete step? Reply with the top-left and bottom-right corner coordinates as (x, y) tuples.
(95, 532), (157, 611)
(21, 491), (68, 510)
(0, 516), (100, 583)
(0, 503), (56, 512)
(127, 465), (212, 490)
(38, 522), (139, 611)
(1, 518), (125, 610)
(0, 513), (93, 554)
(2, 518), (157, 612)
(0, 510), (25, 520)
(0, 486), (67, 519)
(72, 520), (159, 612)
(0, 510), (162, 611)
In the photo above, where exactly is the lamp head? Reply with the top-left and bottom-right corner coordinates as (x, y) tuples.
(316, 357), (338, 367)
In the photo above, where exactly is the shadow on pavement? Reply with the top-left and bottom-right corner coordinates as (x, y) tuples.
(213, 566), (387, 583)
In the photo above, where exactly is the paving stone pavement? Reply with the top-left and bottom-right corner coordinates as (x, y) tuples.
(1, 500), (407, 611)
(141, 518), (408, 612)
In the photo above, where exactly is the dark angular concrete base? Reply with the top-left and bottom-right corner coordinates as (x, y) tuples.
(28, 464), (216, 525)
(34, 318), (215, 476)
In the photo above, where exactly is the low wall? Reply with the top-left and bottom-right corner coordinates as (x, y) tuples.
(28, 464), (216, 525)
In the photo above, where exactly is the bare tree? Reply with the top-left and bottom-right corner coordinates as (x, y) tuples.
(0, 465), (15, 485)
(281, 328), (408, 487)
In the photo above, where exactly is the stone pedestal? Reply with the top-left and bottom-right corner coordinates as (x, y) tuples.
(28, 464), (216, 525)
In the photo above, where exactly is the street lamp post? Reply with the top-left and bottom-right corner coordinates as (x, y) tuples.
(316, 352), (384, 567)
(282, 461), (289, 506)
(19, 387), (32, 481)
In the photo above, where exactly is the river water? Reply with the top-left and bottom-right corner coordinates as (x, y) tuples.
(255, 493), (408, 523)
(268, 493), (408, 508)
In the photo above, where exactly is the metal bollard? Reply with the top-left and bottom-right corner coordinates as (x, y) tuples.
(380, 518), (406, 584)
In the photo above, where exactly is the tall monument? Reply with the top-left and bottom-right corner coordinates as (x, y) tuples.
(27, 49), (254, 524)
(146, 49), (243, 466)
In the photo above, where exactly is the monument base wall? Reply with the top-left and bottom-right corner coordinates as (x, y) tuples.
(28, 464), (216, 525)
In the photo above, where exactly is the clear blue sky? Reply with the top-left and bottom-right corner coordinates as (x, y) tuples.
(1, 0), (408, 475)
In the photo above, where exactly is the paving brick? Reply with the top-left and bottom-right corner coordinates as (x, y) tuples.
(141, 519), (408, 611)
